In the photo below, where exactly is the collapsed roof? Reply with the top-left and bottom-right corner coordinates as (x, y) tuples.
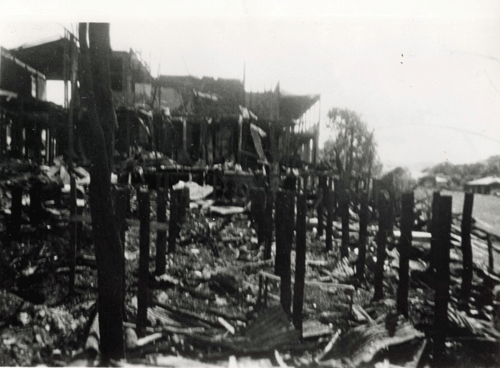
(156, 75), (246, 116)
(246, 84), (320, 126)
(279, 89), (320, 121)
(9, 36), (72, 81)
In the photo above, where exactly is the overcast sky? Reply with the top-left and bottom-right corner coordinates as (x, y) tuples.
(2, 1), (500, 174)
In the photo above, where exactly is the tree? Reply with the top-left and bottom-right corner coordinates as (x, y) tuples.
(380, 167), (415, 194)
(321, 108), (381, 259)
(78, 23), (125, 362)
(423, 155), (500, 189)
(380, 166), (416, 221)
(321, 108), (381, 190)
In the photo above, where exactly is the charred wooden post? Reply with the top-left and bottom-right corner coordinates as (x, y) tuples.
(374, 190), (390, 301)
(155, 173), (161, 191)
(275, 190), (295, 315)
(164, 173), (170, 189)
(487, 234), (494, 274)
(388, 189), (396, 236)
(275, 191), (285, 277)
(257, 274), (264, 311)
(113, 185), (129, 320)
(293, 193), (307, 332)
(251, 188), (266, 246)
(8, 186), (22, 240)
(113, 186), (129, 249)
(371, 179), (380, 212)
(433, 195), (452, 366)
(69, 176), (77, 294)
(213, 170), (218, 202)
(168, 189), (180, 254)
(155, 188), (167, 275)
(325, 189), (334, 252)
(397, 192), (414, 317)
(340, 180), (350, 259)
(429, 192), (441, 273)
(137, 187), (150, 337)
(264, 278), (269, 308)
(283, 175), (297, 191)
(264, 191), (274, 260)
(80, 22), (125, 360)
(303, 175), (309, 192)
(461, 192), (474, 308)
(29, 181), (42, 226)
(179, 187), (190, 223)
(357, 190), (369, 281)
(493, 285), (500, 333)
(283, 190), (295, 316)
(11, 99), (24, 159)
(317, 175), (327, 237)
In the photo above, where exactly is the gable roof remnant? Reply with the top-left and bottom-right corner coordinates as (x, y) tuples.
(279, 89), (320, 121)
(466, 176), (500, 186)
(246, 85), (320, 124)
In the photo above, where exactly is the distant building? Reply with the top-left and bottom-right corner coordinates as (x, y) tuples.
(418, 174), (448, 189)
(465, 176), (500, 195)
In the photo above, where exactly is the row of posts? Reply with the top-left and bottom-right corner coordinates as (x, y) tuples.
(6, 174), (492, 359)
(252, 178), (488, 365)
(113, 178), (190, 337)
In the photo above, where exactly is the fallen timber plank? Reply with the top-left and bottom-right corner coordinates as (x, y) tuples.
(351, 304), (374, 323)
(315, 330), (341, 362)
(147, 306), (183, 327)
(393, 230), (431, 242)
(154, 300), (220, 328)
(114, 356), (225, 368)
(124, 321), (210, 336)
(206, 307), (247, 323)
(210, 206), (246, 215)
(218, 317), (235, 334)
(123, 322), (155, 334)
(307, 259), (330, 266)
(69, 215), (170, 231)
(135, 332), (163, 347)
(235, 258), (274, 272)
(258, 271), (355, 291)
(302, 319), (334, 339)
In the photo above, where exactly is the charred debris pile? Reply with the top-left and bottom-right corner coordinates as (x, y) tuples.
(0, 160), (500, 367)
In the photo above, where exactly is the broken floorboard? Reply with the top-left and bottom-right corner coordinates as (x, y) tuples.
(186, 306), (301, 356)
(317, 313), (424, 367)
